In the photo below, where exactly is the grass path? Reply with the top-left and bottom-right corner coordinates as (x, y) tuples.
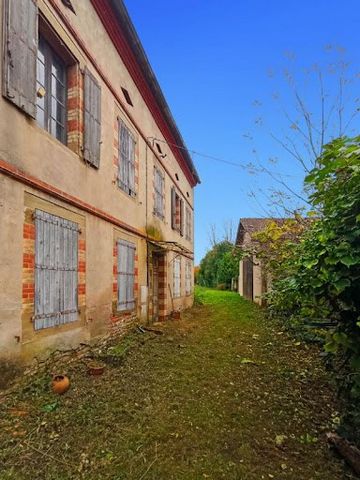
(0, 288), (353, 479)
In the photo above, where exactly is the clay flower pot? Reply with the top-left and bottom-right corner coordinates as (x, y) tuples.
(88, 363), (105, 376)
(51, 375), (70, 395)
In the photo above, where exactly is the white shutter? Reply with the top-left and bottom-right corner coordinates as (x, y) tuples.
(3, 0), (38, 117)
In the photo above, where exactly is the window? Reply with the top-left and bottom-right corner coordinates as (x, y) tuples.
(117, 240), (136, 311)
(154, 166), (165, 219)
(118, 121), (136, 196)
(185, 260), (193, 295)
(36, 36), (67, 144)
(121, 87), (133, 107)
(171, 188), (184, 235)
(185, 207), (192, 241)
(173, 257), (181, 298)
(34, 210), (78, 330)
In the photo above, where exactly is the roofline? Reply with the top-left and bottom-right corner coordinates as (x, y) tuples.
(91, 0), (200, 186)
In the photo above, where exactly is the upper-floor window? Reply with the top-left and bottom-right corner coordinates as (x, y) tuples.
(171, 188), (184, 236)
(154, 166), (165, 219)
(118, 120), (136, 197)
(185, 207), (192, 241)
(36, 36), (67, 144)
(3, 1), (101, 165)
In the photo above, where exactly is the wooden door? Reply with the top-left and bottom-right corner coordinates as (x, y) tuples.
(243, 257), (253, 301)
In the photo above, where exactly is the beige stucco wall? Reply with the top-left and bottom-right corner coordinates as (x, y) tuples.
(0, 0), (195, 360)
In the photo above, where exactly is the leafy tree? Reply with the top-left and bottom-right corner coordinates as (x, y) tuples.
(198, 241), (239, 289)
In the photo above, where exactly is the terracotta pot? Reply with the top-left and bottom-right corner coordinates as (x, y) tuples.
(88, 364), (105, 376)
(51, 375), (70, 395)
(172, 311), (181, 320)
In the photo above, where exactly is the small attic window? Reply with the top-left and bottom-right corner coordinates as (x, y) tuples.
(175, 173), (179, 181)
(121, 87), (133, 106)
(155, 142), (162, 154)
(186, 192), (190, 198)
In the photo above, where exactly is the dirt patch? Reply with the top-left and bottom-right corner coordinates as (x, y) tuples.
(0, 288), (355, 479)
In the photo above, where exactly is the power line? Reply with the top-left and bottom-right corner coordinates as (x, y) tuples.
(148, 137), (299, 179)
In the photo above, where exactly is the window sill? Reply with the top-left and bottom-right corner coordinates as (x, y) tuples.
(116, 184), (138, 203)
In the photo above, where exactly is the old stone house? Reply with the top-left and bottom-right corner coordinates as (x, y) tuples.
(0, 0), (200, 361)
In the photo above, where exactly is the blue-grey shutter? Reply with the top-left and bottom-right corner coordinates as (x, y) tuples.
(84, 69), (101, 168)
(3, 0), (38, 117)
(117, 240), (135, 310)
(34, 210), (78, 330)
(180, 199), (184, 237)
(128, 134), (135, 195)
(171, 187), (176, 229)
(118, 121), (128, 191)
(126, 243), (135, 309)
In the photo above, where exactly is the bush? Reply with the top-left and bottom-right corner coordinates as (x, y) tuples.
(263, 136), (360, 440)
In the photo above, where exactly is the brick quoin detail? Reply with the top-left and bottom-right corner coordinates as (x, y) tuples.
(78, 239), (86, 307)
(22, 213), (35, 307)
(67, 64), (84, 156)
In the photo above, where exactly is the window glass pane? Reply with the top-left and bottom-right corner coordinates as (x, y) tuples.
(36, 36), (67, 145)
(36, 104), (45, 128)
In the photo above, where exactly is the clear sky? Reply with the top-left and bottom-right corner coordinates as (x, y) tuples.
(124, 1), (360, 263)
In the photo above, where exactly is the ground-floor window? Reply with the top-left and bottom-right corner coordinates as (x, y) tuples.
(173, 256), (181, 298)
(117, 240), (136, 310)
(185, 259), (192, 295)
(34, 210), (79, 330)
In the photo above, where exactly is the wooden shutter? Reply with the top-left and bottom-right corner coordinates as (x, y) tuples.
(173, 257), (181, 298)
(84, 69), (101, 168)
(180, 199), (184, 236)
(128, 134), (135, 195)
(171, 187), (176, 229)
(34, 210), (78, 330)
(3, 0), (38, 117)
(117, 240), (135, 311)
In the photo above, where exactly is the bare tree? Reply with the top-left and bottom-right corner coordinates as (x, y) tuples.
(245, 47), (360, 213)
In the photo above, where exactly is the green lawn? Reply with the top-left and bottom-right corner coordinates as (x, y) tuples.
(0, 288), (353, 479)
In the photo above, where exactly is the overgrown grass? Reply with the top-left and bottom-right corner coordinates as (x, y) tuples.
(0, 288), (353, 479)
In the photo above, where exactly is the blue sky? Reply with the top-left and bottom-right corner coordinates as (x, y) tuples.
(124, 1), (360, 263)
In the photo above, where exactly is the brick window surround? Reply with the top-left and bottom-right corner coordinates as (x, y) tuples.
(22, 201), (85, 338)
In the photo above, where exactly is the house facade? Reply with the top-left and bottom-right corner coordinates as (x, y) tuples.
(0, 0), (200, 361)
